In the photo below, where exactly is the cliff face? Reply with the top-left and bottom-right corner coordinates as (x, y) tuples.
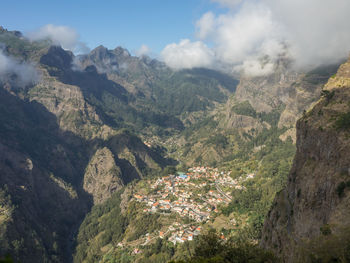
(261, 57), (350, 262)
(176, 60), (338, 166)
(235, 59), (340, 138)
(83, 147), (123, 204)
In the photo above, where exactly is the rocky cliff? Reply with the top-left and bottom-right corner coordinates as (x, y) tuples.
(175, 58), (340, 167)
(261, 57), (350, 262)
(235, 59), (340, 140)
(0, 28), (172, 262)
(83, 147), (123, 204)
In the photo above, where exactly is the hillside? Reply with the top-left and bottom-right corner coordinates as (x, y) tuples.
(71, 55), (344, 263)
(0, 27), (239, 262)
(0, 25), (348, 263)
(174, 58), (339, 167)
(0, 28), (175, 262)
(261, 56), (350, 262)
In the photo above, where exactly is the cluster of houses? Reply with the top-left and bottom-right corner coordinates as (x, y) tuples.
(167, 224), (202, 245)
(131, 167), (257, 245)
(115, 166), (259, 256)
(137, 167), (256, 216)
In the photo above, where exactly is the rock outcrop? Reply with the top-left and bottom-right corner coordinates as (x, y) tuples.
(236, 59), (340, 130)
(261, 57), (350, 262)
(83, 147), (124, 204)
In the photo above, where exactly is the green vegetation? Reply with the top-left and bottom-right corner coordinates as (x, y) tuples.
(258, 105), (286, 126)
(336, 181), (350, 198)
(320, 224), (332, 236)
(231, 100), (285, 126)
(231, 101), (257, 118)
(298, 226), (350, 263)
(0, 28), (49, 60)
(335, 112), (350, 130)
(152, 69), (236, 116)
(169, 230), (276, 263)
(205, 134), (229, 149)
(74, 190), (127, 262)
(0, 255), (13, 263)
(321, 90), (335, 105)
(220, 135), (295, 239)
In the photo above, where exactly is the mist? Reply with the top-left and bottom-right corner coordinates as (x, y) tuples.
(0, 49), (39, 86)
(27, 24), (90, 54)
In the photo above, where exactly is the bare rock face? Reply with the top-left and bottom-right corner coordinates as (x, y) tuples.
(83, 147), (124, 204)
(261, 57), (350, 262)
(235, 59), (339, 132)
(235, 60), (299, 114)
(29, 69), (116, 140)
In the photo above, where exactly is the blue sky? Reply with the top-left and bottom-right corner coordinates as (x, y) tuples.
(1, 0), (223, 54)
(2, 0), (350, 73)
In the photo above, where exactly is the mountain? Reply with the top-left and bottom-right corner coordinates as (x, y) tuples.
(0, 25), (348, 263)
(71, 58), (343, 263)
(0, 27), (239, 262)
(0, 29), (174, 262)
(174, 57), (339, 167)
(261, 56), (350, 262)
(76, 45), (238, 132)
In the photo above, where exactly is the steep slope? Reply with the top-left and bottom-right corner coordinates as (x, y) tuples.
(78, 46), (238, 126)
(236, 59), (340, 135)
(0, 28), (172, 262)
(261, 57), (350, 262)
(176, 58), (340, 167)
(0, 27), (240, 262)
(83, 147), (124, 204)
(0, 86), (90, 263)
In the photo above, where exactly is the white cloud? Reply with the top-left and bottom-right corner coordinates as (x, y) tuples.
(195, 12), (215, 40)
(0, 50), (39, 86)
(212, 2), (284, 65)
(135, 44), (151, 57)
(27, 24), (90, 54)
(264, 0), (350, 68)
(161, 39), (214, 70)
(235, 58), (275, 76)
(163, 0), (350, 75)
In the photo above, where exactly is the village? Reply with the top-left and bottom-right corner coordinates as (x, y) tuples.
(132, 166), (256, 246)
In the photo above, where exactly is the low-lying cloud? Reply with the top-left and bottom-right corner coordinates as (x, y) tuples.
(135, 44), (151, 57)
(161, 0), (350, 76)
(27, 24), (90, 54)
(161, 39), (214, 70)
(0, 50), (39, 86)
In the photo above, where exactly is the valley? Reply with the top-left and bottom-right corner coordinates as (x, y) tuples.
(0, 24), (349, 263)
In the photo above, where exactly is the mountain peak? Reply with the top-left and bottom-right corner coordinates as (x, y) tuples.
(89, 45), (109, 60)
(112, 46), (131, 57)
(40, 45), (74, 69)
(91, 45), (108, 52)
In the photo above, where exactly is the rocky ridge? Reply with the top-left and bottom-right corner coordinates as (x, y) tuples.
(261, 56), (350, 262)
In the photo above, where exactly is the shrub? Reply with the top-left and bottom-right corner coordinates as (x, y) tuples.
(320, 90), (335, 105)
(337, 182), (347, 198)
(320, 224), (332, 236)
(231, 101), (257, 118)
(335, 112), (350, 130)
(170, 230), (277, 263)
